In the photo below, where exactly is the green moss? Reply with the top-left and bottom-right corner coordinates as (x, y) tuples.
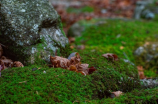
(58, 16), (66, 37)
(89, 87), (158, 104)
(53, 39), (72, 58)
(67, 6), (94, 13)
(0, 48), (140, 103)
(1, 18), (158, 103)
(75, 19), (158, 77)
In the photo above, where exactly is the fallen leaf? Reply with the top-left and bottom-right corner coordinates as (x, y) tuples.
(14, 61), (24, 67)
(77, 64), (89, 71)
(102, 53), (118, 61)
(137, 66), (145, 79)
(88, 66), (97, 74)
(77, 64), (89, 75)
(69, 65), (78, 71)
(50, 56), (70, 69)
(110, 91), (123, 98)
(0, 58), (13, 68)
(69, 52), (81, 65)
(51, 52), (96, 76)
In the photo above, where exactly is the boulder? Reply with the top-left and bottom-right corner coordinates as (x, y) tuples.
(133, 0), (156, 20)
(0, 0), (69, 65)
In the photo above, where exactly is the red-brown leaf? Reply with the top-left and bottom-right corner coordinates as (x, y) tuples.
(88, 66), (97, 74)
(137, 66), (146, 79)
(102, 53), (118, 61)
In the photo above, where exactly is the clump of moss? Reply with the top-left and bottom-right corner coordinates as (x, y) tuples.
(89, 87), (158, 104)
(67, 6), (94, 13)
(0, 48), (140, 103)
(75, 19), (158, 77)
(78, 50), (140, 97)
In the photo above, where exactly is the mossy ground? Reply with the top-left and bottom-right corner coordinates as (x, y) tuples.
(75, 18), (158, 77)
(0, 51), (140, 103)
(67, 6), (94, 13)
(0, 19), (158, 103)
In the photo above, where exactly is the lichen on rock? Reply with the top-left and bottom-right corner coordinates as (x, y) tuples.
(0, 0), (69, 65)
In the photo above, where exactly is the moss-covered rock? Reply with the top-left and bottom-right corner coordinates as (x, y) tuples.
(0, 0), (69, 65)
(0, 50), (140, 103)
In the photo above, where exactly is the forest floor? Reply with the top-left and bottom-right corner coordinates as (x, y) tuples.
(0, 0), (158, 103)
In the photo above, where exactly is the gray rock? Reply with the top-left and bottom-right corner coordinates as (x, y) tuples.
(133, 1), (147, 19)
(67, 23), (85, 37)
(134, 46), (145, 56)
(134, 42), (158, 63)
(0, 0), (69, 65)
(133, 0), (155, 20)
(141, 9), (155, 19)
(140, 78), (158, 88)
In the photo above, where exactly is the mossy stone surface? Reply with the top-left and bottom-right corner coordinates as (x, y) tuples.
(0, 0), (69, 65)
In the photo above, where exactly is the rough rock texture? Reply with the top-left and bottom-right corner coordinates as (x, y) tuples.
(134, 42), (158, 70)
(133, 0), (156, 20)
(0, 0), (69, 65)
(134, 42), (158, 62)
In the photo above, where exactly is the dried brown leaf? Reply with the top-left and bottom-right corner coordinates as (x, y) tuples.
(69, 65), (78, 71)
(69, 52), (81, 65)
(102, 53), (118, 61)
(14, 61), (24, 67)
(137, 66), (145, 79)
(110, 91), (123, 98)
(50, 56), (70, 69)
(77, 64), (89, 71)
(77, 64), (89, 75)
(0, 58), (13, 68)
(88, 66), (97, 74)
